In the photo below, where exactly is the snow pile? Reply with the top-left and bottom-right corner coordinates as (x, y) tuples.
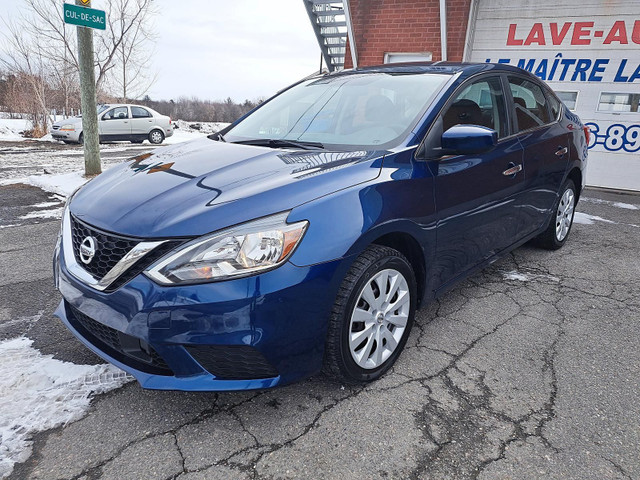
(164, 120), (230, 145)
(0, 118), (30, 141)
(0, 337), (132, 478)
(27, 171), (89, 197)
(173, 120), (230, 135)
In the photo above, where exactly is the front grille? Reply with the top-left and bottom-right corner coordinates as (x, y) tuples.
(67, 304), (173, 376)
(71, 216), (139, 280)
(186, 345), (278, 380)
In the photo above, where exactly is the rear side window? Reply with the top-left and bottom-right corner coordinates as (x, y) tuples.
(508, 77), (551, 132)
(547, 93), (562, 120)
(442, 76), (508, 138)
(131, 107), (152, 118)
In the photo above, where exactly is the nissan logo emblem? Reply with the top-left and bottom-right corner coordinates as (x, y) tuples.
(79, 236), (97, 264)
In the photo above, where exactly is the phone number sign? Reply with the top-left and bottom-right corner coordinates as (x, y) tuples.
(63, 3), (106, 30)
(586, 122), (640, 152)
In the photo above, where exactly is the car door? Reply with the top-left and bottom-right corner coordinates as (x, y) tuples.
(129, 106), (154, 136)
(428, 75), (525, 289)
(100, 106), (131, 139)
(506, 75), (571, 234)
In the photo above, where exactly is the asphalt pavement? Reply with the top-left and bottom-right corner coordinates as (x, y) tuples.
(0, 151), (639, 479)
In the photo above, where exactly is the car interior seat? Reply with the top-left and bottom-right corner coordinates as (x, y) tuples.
(443, 99), (483, 131)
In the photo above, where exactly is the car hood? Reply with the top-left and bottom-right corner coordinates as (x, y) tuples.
(70, 138), (385, 238)
(53, 117), (82, 127)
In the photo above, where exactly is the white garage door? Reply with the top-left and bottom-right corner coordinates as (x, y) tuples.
(465, 0), (640, 191)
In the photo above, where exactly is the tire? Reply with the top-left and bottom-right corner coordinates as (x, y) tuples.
(148, 129), (164, 144)
(78, 132), (83, 145)
(535, 179), (577, 250)
(323, 245), (417, 383)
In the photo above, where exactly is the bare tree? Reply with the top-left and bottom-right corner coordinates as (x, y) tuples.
(1, 0), (157, 98)
(106, 0), (158, 101)
(0, 20), (50, 135)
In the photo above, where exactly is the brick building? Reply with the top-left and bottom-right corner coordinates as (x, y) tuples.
(344, 0), (471, 68)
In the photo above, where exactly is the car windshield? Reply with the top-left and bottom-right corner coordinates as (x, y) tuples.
(97, 104), (110, 114)
(223, 72), (451, 150)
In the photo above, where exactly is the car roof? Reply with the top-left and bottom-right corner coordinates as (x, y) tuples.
(328, 61), (533, 79)
(101, 104), (151, 109)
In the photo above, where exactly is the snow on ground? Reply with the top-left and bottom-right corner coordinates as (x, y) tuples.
(502, 270), (560, 283)
(0, 337), (132, 479)
(26, 170), (89, 197)
(164, 121), (229, 145)
(573, 212), (617, 225)
(580, 197), (639, 210)
(0, 119), (29, 142)
(0, 115), (228, 144)
(0, 120), (229, 186)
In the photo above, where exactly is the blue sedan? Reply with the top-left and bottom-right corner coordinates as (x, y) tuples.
(53, 62), (587, 391)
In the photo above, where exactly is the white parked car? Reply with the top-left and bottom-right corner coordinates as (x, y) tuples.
(51, 104), (174, 145)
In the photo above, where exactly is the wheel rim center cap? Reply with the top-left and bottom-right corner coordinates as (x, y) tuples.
(376, 312), (384, 324)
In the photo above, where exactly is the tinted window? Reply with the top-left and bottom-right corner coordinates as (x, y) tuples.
(508, 77), (551, 132)
(103, 107), (129, 120)
(131, 107), (151, 118)
(442, 77), (507, 138)
(547, 93), (562, 119)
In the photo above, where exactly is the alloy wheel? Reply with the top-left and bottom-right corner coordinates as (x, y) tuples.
(556, 188), (575, 242)
(348, 268), (410, 369)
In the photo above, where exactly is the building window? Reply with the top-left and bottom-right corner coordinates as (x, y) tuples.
(555, 91), (578, 111)
(384, 52), (432, 64)
(598, 93), (640, 113)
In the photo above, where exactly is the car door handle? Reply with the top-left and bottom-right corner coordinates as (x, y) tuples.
(555, 146), (568, 156)
(502, 163), (523, 176)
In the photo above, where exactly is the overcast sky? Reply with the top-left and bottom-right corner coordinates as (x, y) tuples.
(0, 0), (322, 102)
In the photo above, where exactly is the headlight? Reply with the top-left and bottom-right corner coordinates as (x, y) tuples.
(144, 212), (308, 285)
(59, 124), (76, 131)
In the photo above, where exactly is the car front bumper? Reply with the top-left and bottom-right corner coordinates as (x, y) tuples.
(52, 129), (81, 142)
(55, 245), (349, 391)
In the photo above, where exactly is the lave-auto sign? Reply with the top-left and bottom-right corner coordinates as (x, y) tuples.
(63, 3), (106, 30)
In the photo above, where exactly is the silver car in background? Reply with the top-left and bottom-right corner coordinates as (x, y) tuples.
(51, 104), (174, 145)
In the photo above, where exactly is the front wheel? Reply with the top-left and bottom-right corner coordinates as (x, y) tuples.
(323, 245), (416, 383)
(148, 129), (164, 144)
(535, 179), (577, 250)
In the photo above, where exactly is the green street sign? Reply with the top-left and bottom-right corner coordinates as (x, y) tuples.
(63, 3), (106, 30)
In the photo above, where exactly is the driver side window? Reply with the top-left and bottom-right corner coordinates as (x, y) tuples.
(442, 77), (507, 138)
(103, 107), (129, 120)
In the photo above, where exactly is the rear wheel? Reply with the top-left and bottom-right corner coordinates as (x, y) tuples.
(323, 245), (416, 383)
(78, 132), (83, 145)
(148, 129), (164, 144)
(535, 179), (576, 250)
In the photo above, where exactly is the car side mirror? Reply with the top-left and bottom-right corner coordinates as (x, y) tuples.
(440, 125), (497, 156)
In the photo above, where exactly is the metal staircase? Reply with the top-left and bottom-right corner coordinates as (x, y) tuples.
(303, 0), (352, 72)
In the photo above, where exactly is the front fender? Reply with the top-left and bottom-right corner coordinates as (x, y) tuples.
(287, 159), (437, 271)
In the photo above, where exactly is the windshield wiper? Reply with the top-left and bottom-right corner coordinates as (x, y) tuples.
(231, 138), (324, 150)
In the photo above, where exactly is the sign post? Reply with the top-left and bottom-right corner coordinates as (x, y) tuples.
(64, 0), (106, 176)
